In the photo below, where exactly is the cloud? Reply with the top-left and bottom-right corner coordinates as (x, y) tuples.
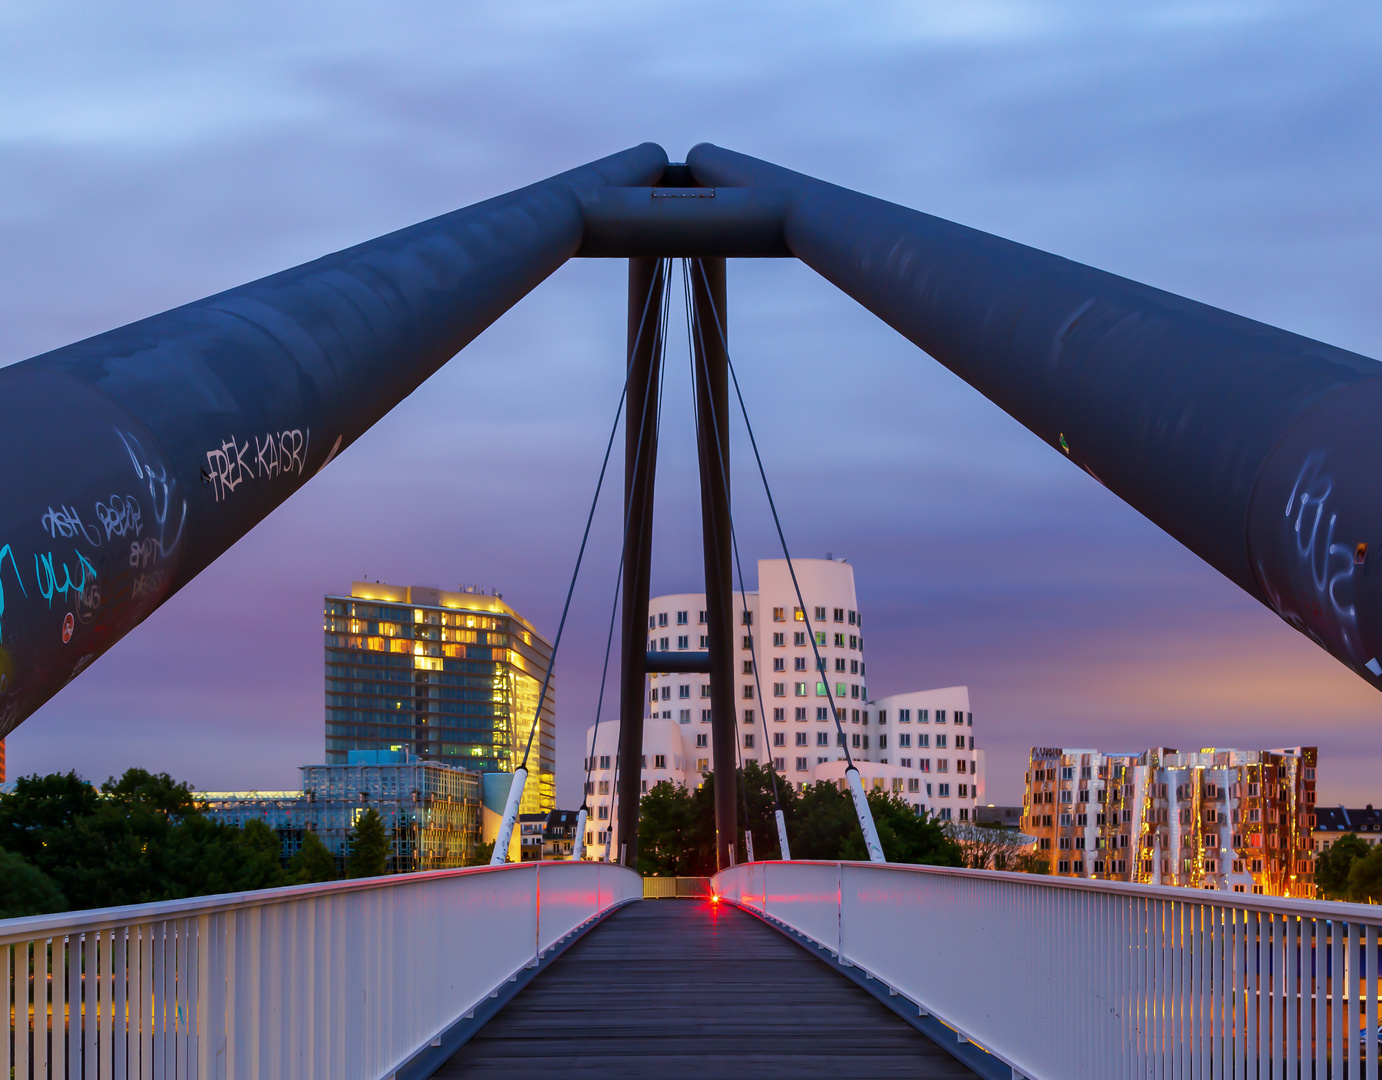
(2, 0), (1380, 810)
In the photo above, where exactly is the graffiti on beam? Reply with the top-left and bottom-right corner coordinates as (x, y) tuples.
(203, 427), (310, 502)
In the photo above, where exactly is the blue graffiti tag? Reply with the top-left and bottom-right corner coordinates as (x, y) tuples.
(35, 550), (97, 609)
(0, 544), (28, 645)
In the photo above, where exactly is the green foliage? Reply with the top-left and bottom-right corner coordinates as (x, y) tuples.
(1010, 851), (1051, 875)
(791, 780), (864, 860)
(635, 768), (964, 870)
(1346, 843), (1382, 903)
(0, 847), (67, 918)
(346, 808), (391, 878)
(1317, 833), (1371, 900)
(842, 791), (964, 866)
(290, 830), (339, 884)
(637, 780), (715, 876)
(464, 840), (496, 867)
(0, 767), (295, 913)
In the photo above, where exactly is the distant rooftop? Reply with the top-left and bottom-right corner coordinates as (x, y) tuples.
(339, 580), (536, 634)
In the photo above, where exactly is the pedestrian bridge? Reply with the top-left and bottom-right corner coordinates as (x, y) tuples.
(5, 859), (1381, 1079)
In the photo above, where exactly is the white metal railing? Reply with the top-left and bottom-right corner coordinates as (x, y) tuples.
(714, 860), (1382, 1080)
(2, 860), (641, 1080)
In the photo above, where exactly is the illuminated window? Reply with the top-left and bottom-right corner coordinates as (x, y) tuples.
(794, 607), (804, 622)
(772, 607), (785, 622)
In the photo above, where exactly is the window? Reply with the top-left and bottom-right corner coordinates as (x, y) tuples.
(850, 659), (859, 674)
(742, 636), (753, 650)
(773, 732), (786, 747)
(598, 805), (609, 819)
(795, 732), (808, 747)
(918, 734), (930, 748)
(679, 709), (691, 723)
(936, 734), (948, 749)
(654, 754), (666, 769)
(837, 733), (847, 746)
(793, 632), (806, 647)
(695, 733), (708, 748)
(676, 611), (688, 625)
(849, 635), (858, 650)
(938, 783), (951, 797)
(701, 685), (711, 698)
(698, 610), (707, 624)
(697, 758), (709, 771)
(900, 733), (912, 748)
(677, 635), (689, 649)
(678, 684), (690, 699)
(699, 635), (708, 648)
(938, 759), (949, 773)
(742, 709), (755, 725)
(795, 656), (807, 671)
(833, 633), (845, 648)
(794, 682), (808, 697)
(835, 682), (847, 697)
(878, 710), (887, 724)
(936, 710), (947, 723)
(772, 657), (785, 672)
(815, 631), (827, 646)
(744, 734), (755, 749)
(773, 682), (786, 697)
(598, 779), (610, 795)
(793, 607), (804, 621)
(958, 759), (968, 774)
(648, 615), (655, 629)
(772, 632), (785, 647)
(599, 755), (611, 769)
(660, 686), (670, 701)
(851, 733), (861, 748)
(772, 757), (785, 771)
(817, 732), (829, 747)
(660, 637), (669, 650)
(835, 657), (846, 672)
(795, 757), (808, 772)
(919, 759), (931, 772)
(658, 612), (668, 627)
(701, 709), (712, 722)
(772, 607), (785, 622)
(918, 709), (929, 722)
(741, 610), (752, 626)
(816, 707), (828, 720)
(795, 708), (807, 721)
(878, 735), (887, 749)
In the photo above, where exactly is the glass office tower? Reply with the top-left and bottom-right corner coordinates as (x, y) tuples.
(324, 581), (555, 815)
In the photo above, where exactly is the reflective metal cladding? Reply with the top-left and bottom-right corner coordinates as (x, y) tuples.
(1, 140), (1379, 745)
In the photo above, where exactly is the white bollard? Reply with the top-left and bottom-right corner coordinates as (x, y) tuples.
(845, 766), (886, 863)
(572, 807), (588, 860)
(775, 807), (792, 861)
(489, 766), (528, 865)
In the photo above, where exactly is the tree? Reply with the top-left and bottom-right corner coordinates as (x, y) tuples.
(945, 821), (1037, 870)
(790, 780), (861, 860)
(1317, 833), (1371, 900)
(290, 830), (338, 883)
(842, 792), (964, 866)
(346, 809), (391, 878)
(101, 768), (203, 818)
(464, 840), (495, 867)
(1010, 851), (1051, 875)
(0, 847), (66, 918)
(638, 780), (712, 876)
(1346, 844), (1382, 903)
(738, 760), (796, 861)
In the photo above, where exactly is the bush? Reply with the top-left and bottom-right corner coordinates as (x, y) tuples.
(0, 847), (66, 918)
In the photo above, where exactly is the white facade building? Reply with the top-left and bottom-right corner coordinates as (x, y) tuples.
(579, 558), (981, 854)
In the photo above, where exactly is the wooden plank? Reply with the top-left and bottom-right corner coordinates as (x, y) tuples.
(436, 900), (978, 1078)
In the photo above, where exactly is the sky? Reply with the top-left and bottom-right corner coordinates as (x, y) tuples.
(2, 0), (1380, 809)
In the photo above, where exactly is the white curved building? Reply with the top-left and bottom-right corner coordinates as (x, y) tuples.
(579, 558), (981, 854)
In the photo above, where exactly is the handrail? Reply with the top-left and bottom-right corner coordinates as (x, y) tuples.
(715, 860), (1382, 1080)
(2, 860), (642, 1080)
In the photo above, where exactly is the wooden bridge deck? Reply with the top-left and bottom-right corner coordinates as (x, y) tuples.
(435, 899), (978, 1079)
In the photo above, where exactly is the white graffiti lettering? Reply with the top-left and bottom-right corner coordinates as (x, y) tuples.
(94, 495), (143, 540)
(42, 505), (102, 547)
(204, 427), (311, 502)
(1285, 454), (1357, 622)
(129, 538), (159, 570)
(117, 430), (186, 561)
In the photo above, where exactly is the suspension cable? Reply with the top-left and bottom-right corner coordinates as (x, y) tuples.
(683, 261), (856, 768)
(679, 257), (790, 857)
(689, 259), (884, 862)
(492, 260), (668, 865)
(601, 260), (673, 863)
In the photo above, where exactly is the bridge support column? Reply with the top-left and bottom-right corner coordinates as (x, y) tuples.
(690, 257), (738, 871)
(616, 257), (666, 870)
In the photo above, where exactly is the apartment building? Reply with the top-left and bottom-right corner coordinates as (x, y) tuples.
(579, 557), (980, 855)
(1022, 745), (1318, 897)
